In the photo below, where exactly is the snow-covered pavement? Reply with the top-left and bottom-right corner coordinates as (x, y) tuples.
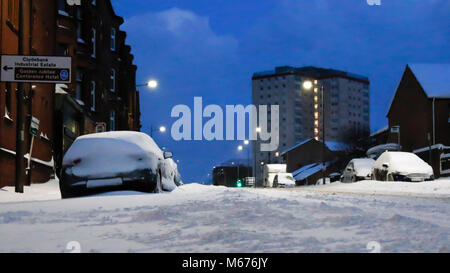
(298, 179), (450, 199)
(0, 180), (449, 253)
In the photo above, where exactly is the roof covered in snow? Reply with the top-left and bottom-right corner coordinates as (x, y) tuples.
(408, 63), (450, 98)
(292, 162), (332, 181)
(281, 138), (347, 156)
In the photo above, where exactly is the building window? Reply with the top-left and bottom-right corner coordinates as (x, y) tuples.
(90, 81), (96, 111)
(111, 28), (116, 51)
(110, 69), (116, 92)
(76, 70), (84, 101)
(57, 0), (69, 17)
(77, 21), (83, 41)
(110, 111), (116, 131)
(91, 28), (96, 58)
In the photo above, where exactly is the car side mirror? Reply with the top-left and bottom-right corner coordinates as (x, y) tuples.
(346, 167), (352, 172)
(163, 151), (173, 159)
(382, 163), (389, 169)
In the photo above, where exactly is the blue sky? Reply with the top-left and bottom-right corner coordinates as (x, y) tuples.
(110, 0), (450, 183)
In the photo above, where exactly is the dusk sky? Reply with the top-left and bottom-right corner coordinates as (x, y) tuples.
(110, 0), (450, 183)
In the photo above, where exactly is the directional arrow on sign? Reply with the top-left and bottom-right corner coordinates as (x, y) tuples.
(3, 65), (13, 71)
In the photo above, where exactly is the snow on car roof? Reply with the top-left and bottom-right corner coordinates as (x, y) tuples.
(409, 63), (450, 98)
(68, 131), (163, 160)
(374, 151), (433, 175)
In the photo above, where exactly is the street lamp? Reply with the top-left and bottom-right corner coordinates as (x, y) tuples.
(150, 125), (166, 137)
(137, 79), (158, 89)
(237, 140), (252, 186)
(303, 79), (326, 186)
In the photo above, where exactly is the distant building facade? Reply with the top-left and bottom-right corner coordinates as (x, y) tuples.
(386, 64), (450, 177)
(53, 0), (141, 175)
(252, 66), (370, 185)
(0, 0), (141, 188)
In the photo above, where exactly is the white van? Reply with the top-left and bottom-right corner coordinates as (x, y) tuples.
(263, 164), (296, 188)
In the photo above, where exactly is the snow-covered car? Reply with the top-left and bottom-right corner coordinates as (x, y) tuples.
(341, 158), (376, 183)
(161, 158), (183, 190)
(272, 173), (296, 188)
(372, 151), (434, 182)
(59, 131), (177, 198)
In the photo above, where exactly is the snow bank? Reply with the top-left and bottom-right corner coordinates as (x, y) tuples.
(0, 182), (448, 253)
(0, 179), (61, 203)
(305, 179), (450, 198)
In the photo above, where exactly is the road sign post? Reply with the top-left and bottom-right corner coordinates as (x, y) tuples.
(1, 55), (71, 192)
(26, 117), (40, 180)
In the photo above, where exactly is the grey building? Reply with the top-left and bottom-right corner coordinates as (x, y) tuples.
(252, 66), (370, 185)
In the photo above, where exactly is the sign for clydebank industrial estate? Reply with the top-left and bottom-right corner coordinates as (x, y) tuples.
(0, 55), (72, 84)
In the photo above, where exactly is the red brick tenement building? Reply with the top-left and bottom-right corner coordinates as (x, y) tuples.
(0, 0), (141, 188)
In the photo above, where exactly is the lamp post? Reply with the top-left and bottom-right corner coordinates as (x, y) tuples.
(137, 79), (158, 89)
(303, 80), (326, 186)
(150, 125), (166, 137)
(238, 140), (251, 185)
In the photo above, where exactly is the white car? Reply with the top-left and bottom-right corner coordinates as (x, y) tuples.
(372, 151), (434, 182)
(271, 173), (296, 188)
(342, 158), (376, 183)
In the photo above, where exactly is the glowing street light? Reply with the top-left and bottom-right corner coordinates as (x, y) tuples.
(302, 80), (313, 90)
(137, 79), (159, 89)
(150, 125), (166, 137)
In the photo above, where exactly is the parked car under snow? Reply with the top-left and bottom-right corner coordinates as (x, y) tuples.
(59, 131), (180, 198)
(372, 151), (434, 182)
(341, 158), (375, 183)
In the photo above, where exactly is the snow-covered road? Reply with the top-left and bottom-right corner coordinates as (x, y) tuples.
(0, 181), (449, 253)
